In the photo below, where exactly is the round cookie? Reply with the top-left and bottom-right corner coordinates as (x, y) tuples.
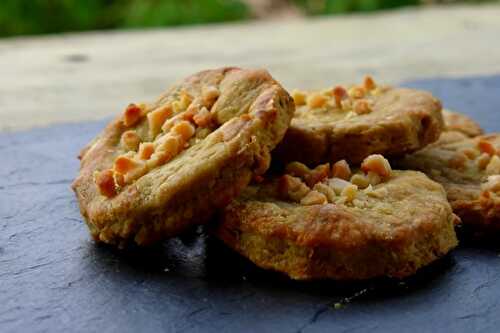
(442, 109), (483, 137)
(273, 77), (444, 166)
(72, 67), (295, 247)
(395, 132), (500, 233)
(214, 155), (458, 280)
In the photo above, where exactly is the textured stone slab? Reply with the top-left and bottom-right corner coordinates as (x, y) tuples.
(1, 76), (499, 333)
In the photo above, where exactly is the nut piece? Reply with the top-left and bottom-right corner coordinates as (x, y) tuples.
(476, 153), (492, 170)
(353, 99), (372, 115)
(341, 184), (358, 202)
(448, 152), (467, 170)
(280, 175), (311, 202)
(193, 107), (213, 128)
(172, 120), (196, 141)
(202, 86), (220, 108)
(306, 93), (327, 109)
(148, 105), (173, 138)
(361, 154), (392, 179)
(305, 164), (330, 187)
(328, 177), (351, 195)
(331, 160), (351, 180)
(123, 103), (143, 127)
(121, 130), (141, 151)
(95, 169), (117, 198)
(179, 91), (194, 110)
(313, 182), (336, 203)
(138, 142), (155, 160)
(300, 190), (328, 205)
(486, 155), (500, 175)
(113, 155), (144, 175)
(348, 86), (365, 99)
(481, 175), (500, 193)
(350, 173), (369, 189)
(285, 161), (310, 179)
(292, 90), (307, 106)
(478, 139), (496, 156)
(333, 86), (347, 108)
(363, 76), (376, 91)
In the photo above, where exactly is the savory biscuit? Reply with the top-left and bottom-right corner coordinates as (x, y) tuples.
(214, 155), (458, 280)
(443, 109), (483, 137)
(395, 132), (500, 232)
(273, 77), (444, 165)
(72, 67), (295, 247)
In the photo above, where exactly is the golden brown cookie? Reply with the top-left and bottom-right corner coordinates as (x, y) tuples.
(214, 155), (458, 280)
(273, 77), (444, 166)
(72, 67), (295, 247)
(395, 132), (500, 232)
(443, 109), (483, 137)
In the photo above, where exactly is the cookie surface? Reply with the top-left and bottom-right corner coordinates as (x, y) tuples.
(443, 109), (483, 137)
(395, 132), (500, 232)
(273, 78), (444, 165)
(214, 156), (458, 280)
(72, 67), (294, 247)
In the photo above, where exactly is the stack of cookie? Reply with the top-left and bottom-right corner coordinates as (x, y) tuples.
(72, 67), (499, 280)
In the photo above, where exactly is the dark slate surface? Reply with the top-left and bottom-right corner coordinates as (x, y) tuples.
(1, 75), (500, 333)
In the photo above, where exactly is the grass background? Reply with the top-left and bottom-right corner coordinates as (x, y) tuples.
(0, 0), (495, 37)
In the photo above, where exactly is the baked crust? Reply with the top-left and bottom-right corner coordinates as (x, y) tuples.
(274, 83), (444, 165)
(214, 161), (457, 280)
(443, 109), (483, 137)
(72, 67), (295, 247)
(395, 132), (500, 232)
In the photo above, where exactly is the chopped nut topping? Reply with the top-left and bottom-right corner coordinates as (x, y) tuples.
(300, 190), (327, 205)
(305, 164), (330, 187)
(306, 93), (327, 109)
(331, 160), (351, 180)
(113, 155), (144, 175)
(353, 99), (372, 115)
(366, 171), (382, 186)
(202, 86), (220, 108)
(292, 90), (307, 106)
(462, 148), (479, 160)
(478, 139), (496, 156)
(123, 103), (143, 127)
(328, 177), (351, 195)
(95, 169), (117, 198)
(156, 135), (181, 158)
(172, 120), (196, 141)
(341, 184), (358, 202)
(341, 99), (353, 111)
(138, 142), (155, 160)
(363, 76), (376, 91)
(333, 86), (347, 108)
(148, 105), (173, 138)
(476, 153), (492, 170)
(350, 173), (369, 189)
(280, 175), (311, 202)
(481, 175), (500, 193)
(313, 183), (336, 202)
(486, 155), (500, 175)
(348, 86), (365, 99)
(448, 153), (467, 169)
(285, 161), (311, 180)
(121, 130), (141, 151)
(193, 107), (213, 127)
(361, 154), (392, 179)
(179, 91), (193, 110)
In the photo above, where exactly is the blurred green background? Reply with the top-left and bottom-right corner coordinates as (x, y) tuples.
(0, 0), (494, 37)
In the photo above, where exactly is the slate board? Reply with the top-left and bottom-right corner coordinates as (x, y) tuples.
(1, 75), (500, 333)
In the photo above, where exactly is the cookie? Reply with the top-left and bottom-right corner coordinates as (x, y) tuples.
(443, 109), (483, 137)
(395, 132), (500, 232)
(72, 67), (295, 247)
(214, 155), (458, 280)
(273, 77), (444, 165)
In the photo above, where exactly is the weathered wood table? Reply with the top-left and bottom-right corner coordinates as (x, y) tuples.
(1, 5), (500, 333)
